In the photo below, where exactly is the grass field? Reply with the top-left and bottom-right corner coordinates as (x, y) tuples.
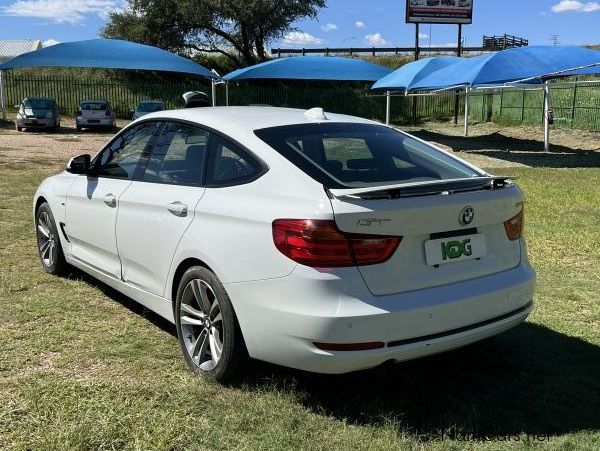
(0, 123), (599, 450)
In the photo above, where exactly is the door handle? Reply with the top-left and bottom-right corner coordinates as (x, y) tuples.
(103, 193), (117, 207)
(167, 201), (188, 217)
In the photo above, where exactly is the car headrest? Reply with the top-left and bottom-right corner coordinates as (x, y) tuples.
(346, 159), (378, 170)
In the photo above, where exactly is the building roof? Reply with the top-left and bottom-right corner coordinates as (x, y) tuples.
(0, 40), (42, 59)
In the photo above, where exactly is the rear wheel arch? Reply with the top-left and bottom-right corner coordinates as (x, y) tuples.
(35, 196), (48, 214)
(171, 258), (213, 303)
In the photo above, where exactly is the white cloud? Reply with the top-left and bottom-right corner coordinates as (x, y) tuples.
(3, 0), (127, 25)
(355, 20), (366, 29)
(320, 22), (338, 32)
(283, 31), (324, 46)
(551, 1), (600, 12)
(42, 39), (60, 47)
(418, 32), (429, 40)
(365, 33), (387, 45)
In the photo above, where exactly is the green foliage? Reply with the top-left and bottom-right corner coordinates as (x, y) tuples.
(101, 0), (327, 68)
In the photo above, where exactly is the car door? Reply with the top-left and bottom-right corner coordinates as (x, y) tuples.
(65, 121), (160, 278)
(115, 121), (209, 296)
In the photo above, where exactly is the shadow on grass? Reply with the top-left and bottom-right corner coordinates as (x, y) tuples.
(412, 129), (600, 168)
(66, 267), (600, 439)
(65, 267), (176, 337)
(241, 323), (600, 439)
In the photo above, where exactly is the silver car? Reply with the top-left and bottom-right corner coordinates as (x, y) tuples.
(15, 97), (60, 132)
(131, 100), (165, 120)
(76, 100), (116, 131)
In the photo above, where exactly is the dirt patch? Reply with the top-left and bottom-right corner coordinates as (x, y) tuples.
(403, 122), (600, 169)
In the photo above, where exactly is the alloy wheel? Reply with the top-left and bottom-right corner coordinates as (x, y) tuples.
(37, 211), (56, 268)
(179, 279), (224, 371)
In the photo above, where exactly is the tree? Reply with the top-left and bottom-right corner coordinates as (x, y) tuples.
(101, 0), (326, 68)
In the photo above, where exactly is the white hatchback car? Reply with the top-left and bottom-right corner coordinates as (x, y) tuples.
(34, 107), (535, 382)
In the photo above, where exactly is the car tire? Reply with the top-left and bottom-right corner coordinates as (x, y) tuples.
(76, 125), (82, 132)
(35, 202), (67, 275)
(174, 266), (247, 383)
(16, 125), (22, 132)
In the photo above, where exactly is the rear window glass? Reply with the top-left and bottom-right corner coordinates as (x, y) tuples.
(81, 102), (108, 110)
(254, 123), (481, 189)
(137, 102), (164, 112)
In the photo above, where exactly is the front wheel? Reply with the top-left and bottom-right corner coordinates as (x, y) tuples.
(175, 266), (247, 383)
(36, 202), (67, 275)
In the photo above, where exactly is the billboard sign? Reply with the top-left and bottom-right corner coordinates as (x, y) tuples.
(406, 0), (473, 24)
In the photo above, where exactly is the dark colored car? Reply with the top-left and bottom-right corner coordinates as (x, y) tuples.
(15, 97), (60, 132)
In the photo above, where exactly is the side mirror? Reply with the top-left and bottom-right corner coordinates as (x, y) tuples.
(66, 154), (91, 174)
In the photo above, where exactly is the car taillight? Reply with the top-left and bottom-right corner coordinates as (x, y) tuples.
(504, 209), (524, 241)
(272, 219), (400, 267)
(76, 108), (82, 116)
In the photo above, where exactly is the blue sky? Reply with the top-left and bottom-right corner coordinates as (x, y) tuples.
(0, 0), (599, 48)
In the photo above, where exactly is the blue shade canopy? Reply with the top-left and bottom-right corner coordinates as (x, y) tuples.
(371, 56), (460, 92)
(410, 46), (600, 91)
(224, 56), (391, 82)
(0, 39), (217, 79)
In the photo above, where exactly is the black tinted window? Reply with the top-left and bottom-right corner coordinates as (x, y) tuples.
(142, 122), (209, 186)
(81, 102), (108, 110)
(95, 122), (158, 179)
(207, 136), (262, 186)
(254, 123), (481, 189)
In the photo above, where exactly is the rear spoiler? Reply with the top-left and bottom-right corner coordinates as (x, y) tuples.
(327, 176), (516, 200)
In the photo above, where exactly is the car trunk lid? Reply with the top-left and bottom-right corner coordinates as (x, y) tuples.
(328, 178), (523, 295)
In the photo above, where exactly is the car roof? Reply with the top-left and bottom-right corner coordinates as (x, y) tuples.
(24, 97), (54, 101)
(141, 106), (377, 131)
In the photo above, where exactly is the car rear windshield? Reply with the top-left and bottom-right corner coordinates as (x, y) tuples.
(137, 102), (164, 112)
(25, 99), (54, 109)
(254, 123), (482, 189)
(81, 102), (108, 110)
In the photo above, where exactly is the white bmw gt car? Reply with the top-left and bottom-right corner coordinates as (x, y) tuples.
(34, 107), (535, 382)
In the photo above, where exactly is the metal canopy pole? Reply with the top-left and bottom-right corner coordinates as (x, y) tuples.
(412, 23), (420, 126)
(385, 91), (391, 125)
(0, 70), (6, 121)
(225, 81), (229, 106)
(453, 24), (463, 125)
(211, 79), (216, 106)
(543, 80), (552, 152)
(464, 86), (470, 136)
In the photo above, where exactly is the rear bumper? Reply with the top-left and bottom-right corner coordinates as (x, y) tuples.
(226, 260), (535, 374)
(76, 117), (114, 127)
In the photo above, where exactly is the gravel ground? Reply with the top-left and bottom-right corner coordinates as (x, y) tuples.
(1, 116), (598, 171)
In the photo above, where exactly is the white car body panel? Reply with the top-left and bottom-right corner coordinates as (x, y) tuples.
(34, 106), (536, 374)
(65, 176), (131, 278)
(116, 182), (206, 296)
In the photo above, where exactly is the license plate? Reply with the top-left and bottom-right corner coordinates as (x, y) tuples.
(424, 234), (486, 266)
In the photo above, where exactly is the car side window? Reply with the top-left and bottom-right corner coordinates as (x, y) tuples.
(207, 136), (262, 187)
(95, 122), (158, 179)
(142, 122), (209, 186)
